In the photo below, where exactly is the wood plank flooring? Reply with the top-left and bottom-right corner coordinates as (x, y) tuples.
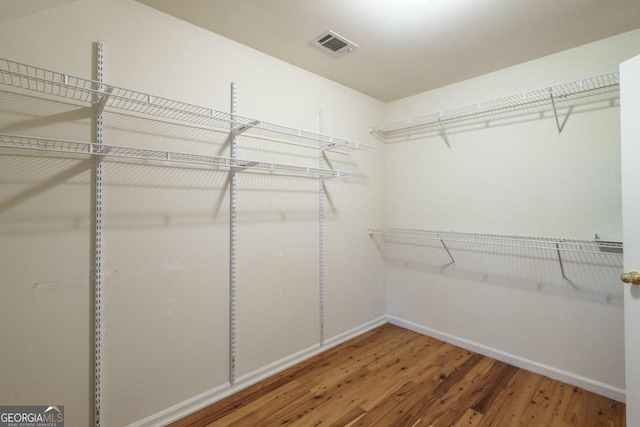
(169, 324), (625, 426)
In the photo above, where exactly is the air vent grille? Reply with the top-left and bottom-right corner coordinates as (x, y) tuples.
(313, 30), (358, 56)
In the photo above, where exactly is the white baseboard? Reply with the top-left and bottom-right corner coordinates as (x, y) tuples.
(130, 312), (623, 426)
(128, 315), (388, 427)
(386, 315), (626, 403)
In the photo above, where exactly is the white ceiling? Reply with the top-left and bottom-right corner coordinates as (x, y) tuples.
(133, 0), (640, 102)
(0, 0), (79, 24)
(3, 0), (639, 101)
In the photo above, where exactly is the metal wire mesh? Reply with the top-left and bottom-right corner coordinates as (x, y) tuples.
(0, 57), (375, 152)
(238, 120), (376, 152)
(0, 133), (350, 178)
(371, 228), (623, 303)
(372, 72), (620, 140)
(0, 58), (101, 103)
(104, 87), (232, 129)
(0, 133), (92, 154)
(369, 228), (623, 255)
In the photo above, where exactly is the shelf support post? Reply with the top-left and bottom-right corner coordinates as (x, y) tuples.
(92, 41), (105, 427)
(229, 82), (238, 385)
(318, 109), (325, 346)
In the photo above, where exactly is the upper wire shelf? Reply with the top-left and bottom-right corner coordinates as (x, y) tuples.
(371, 72), (620, 143)
(369, 228), (623, 256)
(0, 57), (375, 152)
(0, 134), (350, 178)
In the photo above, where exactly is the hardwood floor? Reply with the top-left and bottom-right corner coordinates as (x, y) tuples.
(169, 324), (625, 426)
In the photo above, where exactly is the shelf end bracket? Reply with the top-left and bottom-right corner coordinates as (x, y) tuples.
(439, 236), (455, 265)
(232, 119), (260, 135)
(549, 88), (572, 134)
(231, 160), (259, 173)
(437, 114), (451, 149)
(97, 86), (114, 114)
(555, 243), (567, 282)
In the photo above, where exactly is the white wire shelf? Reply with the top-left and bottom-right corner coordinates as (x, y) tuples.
(370, 228), (623, 303)
(0, 134), (350, 178)
(0, 57), (375, 152)
(371, 72), (620, 142)
(369, 228), (623, 256)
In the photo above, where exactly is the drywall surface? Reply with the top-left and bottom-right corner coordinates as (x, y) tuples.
(381, 30), (640, 397)
(0, 0), (385, 425)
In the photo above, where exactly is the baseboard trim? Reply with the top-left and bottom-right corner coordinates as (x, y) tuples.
(386, 315), (626, 403)
(128, 315), (388, 427)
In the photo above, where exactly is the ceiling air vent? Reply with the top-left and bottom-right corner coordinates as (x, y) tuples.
(313, 30), (358, 56)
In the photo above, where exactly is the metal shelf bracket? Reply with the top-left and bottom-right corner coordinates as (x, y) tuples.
(555, 242), (567, 281)
(549, 87), (572, 134)
(232, 119), (260, 135)
(318, 109), (325, 346)
(438, 234), (455, 266)
(437, 112), (451, 149)
(231, 160), (259, 173)
(97, 86), (114, 114)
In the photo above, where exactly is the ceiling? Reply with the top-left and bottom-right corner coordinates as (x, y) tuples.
(0, 0), (79, 24)
(134, 0), (640, 102)
(3, 0), (640, 102)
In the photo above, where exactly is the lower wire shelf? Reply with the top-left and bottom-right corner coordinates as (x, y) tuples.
(369, 228), (623, 255)
(0, 133), (350, 178)
(370, 228), (623, 299)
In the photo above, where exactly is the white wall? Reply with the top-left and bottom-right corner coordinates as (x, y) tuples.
(0, 0), (385, 425)
(382, 29), (640, 401)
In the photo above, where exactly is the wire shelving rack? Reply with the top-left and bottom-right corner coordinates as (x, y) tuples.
(0, 48), (376, 427)
(0, 57), (376, 153)
(0, 134), (350, 178)
(371, 72), (620, 143)
(370, 228), (623, 286)
(369, 228), (623, 256)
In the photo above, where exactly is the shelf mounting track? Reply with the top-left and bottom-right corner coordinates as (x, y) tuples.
(229, 82), (238, 385)
(318, 109), (325, 346)
(93, 41), (104, 427)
